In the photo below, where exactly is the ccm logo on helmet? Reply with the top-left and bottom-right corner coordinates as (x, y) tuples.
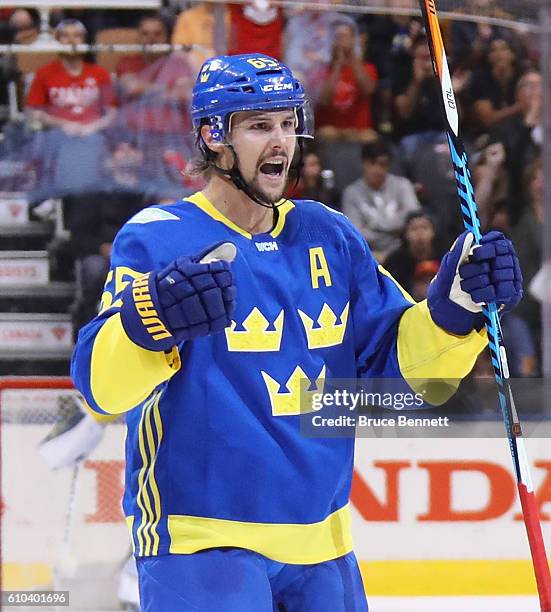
(255, 241), (279, 252)
(261, 82), (294, 93)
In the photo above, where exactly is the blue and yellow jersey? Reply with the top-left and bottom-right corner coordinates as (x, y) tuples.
(71, 192), (486, 564)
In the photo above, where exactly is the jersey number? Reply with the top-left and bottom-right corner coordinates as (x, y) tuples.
(99, 266), (144, 313)
(246, 57), (279, 70)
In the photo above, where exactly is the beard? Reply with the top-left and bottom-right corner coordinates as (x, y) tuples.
(245, 153), (291, 205)
(246, 171), (289, 205)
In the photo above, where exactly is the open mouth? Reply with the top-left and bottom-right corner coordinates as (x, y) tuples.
(259, 161), (285, 177)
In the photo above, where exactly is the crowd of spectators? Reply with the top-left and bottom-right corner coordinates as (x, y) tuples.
(0, 1), (545, 376)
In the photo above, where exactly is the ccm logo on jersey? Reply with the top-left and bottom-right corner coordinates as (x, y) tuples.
(255, 241), (279, 252)
(260, 82), (294, 93)
(131, 274), (173, 341)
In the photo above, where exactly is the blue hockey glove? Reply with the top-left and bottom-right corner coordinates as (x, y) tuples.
(120, 242), (237, 351)
(428, 231), (522, 335)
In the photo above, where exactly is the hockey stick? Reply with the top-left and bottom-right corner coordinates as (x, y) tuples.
(55, 460), (81, 581)
(418, 1), (551, 609)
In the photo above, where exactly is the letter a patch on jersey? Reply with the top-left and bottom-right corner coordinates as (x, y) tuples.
(309, 247), (332, 289)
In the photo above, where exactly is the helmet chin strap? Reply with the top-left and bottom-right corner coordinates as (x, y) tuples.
(198, 120), (305, 214)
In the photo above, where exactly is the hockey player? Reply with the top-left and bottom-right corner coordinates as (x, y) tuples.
(71, 54), (522, 611)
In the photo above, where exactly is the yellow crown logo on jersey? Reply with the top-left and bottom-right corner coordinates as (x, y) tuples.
(200, 71), (209, 83)
(297, 303), (349, 349)
(261, 365), (326, 416)
(225, 307), (284, 352)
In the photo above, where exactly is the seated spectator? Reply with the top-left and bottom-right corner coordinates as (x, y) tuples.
(283, 4), (343, 99)
(25, 19), (116, 199)
(392, 35), (445, 157)
(467, 37), (524, 133)
(310, 20), (379, 191)
(116, 12), (196, 123)
(383, 211), (444, 296)
(9, 8), (39, 44)
(27, 19), (116, 134)
(227, 1), (284, 59)
(511, 157), (542, 353)
(116, 12), (172, 77)
(116, 12), (196, 194)
(356, 9), (422, 132)
(356, 11), (422, 83)
(54, 9), (145, 41)
(289, 149), (341, 210)
(315, 20), (378, 142)
(492, 69), (542, 221)
(341, 139), (420, 260)
(3, 9), (41, 119)
(451, 0), (513, 70)
(1, 10), (39, 123)
(64, 138), (161, 332)
(172, 1), (230, 65)
(452, 19), (494, 71)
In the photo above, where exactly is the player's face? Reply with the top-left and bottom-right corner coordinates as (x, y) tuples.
(229, 110), (298, 204)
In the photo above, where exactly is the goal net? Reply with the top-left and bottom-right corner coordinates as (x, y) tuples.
(1, 377), (130, 611)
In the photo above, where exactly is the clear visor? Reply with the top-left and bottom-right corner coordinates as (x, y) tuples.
(296, 100), (315, 140)
(225, 101), (315, 142)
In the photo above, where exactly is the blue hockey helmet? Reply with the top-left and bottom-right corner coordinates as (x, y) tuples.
(191, 53), (312, 142)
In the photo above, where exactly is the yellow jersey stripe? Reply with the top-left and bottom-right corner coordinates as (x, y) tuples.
(186, 192), (294, 240)
(125, 516), (135, 553)
(143, 394), (164, 555)
(271, 199), (295, 238)
(135, 394), (156, 555)
(187, 192), (252, 238)
(167, 503), (353, 564)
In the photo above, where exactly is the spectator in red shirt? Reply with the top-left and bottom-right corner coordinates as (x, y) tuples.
(25, 19), (117, 199)
(27, 19), (116, 135)
(315, 20), (378, 142)
(116, 13), (196, 135)
(312, 19), (379, 191)
(227, 1), (284, 59)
